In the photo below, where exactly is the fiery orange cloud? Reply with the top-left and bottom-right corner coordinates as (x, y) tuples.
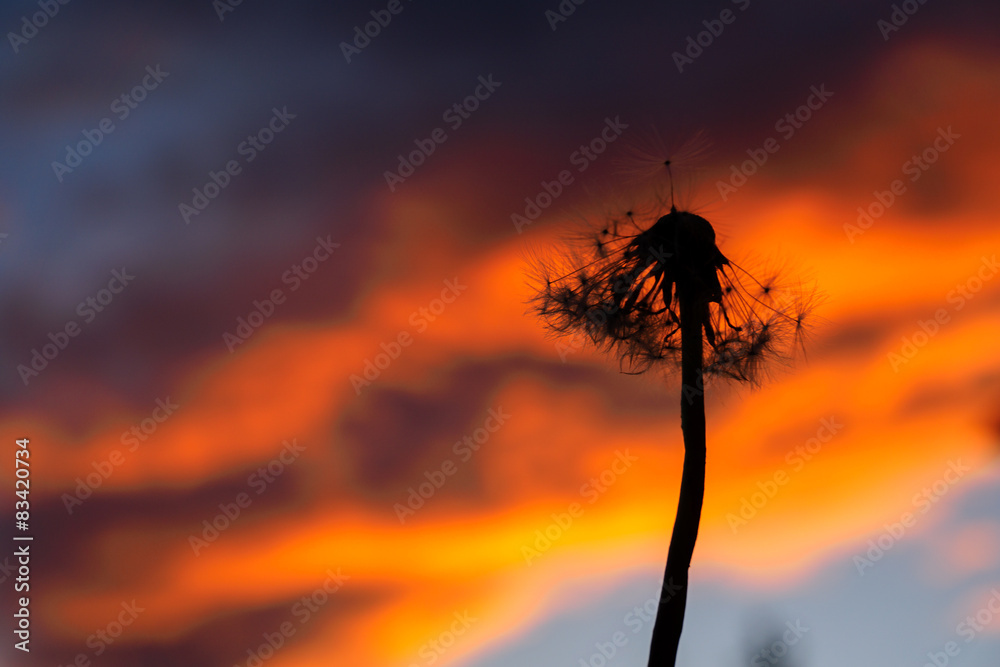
(4, 36), (999, 667)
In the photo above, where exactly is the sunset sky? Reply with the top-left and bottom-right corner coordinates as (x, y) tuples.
(2, 1), (999, 666)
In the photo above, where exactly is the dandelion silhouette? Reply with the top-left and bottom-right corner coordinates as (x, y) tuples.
(528, 141), (819, 666)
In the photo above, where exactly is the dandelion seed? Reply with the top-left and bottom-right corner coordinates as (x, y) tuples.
(528, 185), (815, 382)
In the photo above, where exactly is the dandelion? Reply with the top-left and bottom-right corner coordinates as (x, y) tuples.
(527, 142), (819, 667)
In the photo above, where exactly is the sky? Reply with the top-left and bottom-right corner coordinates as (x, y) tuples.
(1, 0), (1000, 665)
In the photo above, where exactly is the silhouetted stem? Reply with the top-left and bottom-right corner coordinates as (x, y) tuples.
(647, 284), (706, 666)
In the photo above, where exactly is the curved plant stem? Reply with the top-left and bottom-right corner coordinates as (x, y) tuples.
(646, 283), (706, 666)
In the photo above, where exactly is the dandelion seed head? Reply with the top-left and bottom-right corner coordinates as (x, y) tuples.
(527, 135), (820, 385)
